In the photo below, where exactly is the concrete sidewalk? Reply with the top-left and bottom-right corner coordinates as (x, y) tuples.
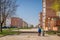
(0, 28), (60, 40)
(0, 33), (60, 40)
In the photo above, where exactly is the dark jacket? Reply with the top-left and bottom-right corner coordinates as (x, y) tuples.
(38, 28), (41, 33)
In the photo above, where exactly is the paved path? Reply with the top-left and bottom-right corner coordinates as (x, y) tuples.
(0, 33), (60, 40)
(0, 28), (60, 40)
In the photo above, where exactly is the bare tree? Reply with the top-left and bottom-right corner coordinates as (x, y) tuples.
(0, 0), (18, 32)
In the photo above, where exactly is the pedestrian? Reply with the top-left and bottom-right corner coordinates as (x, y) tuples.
(38, 27), (41, 36)
(42, 28), (45, 36)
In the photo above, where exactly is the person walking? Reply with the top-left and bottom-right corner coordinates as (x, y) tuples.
(41, 28), (45, 36)
(38, 27), (41, 36)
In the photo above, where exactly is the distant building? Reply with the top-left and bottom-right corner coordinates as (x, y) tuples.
(39, 0), (60, 31)
(10, 17), (28, 28)
(23, 21), (28, 28)
(11, 17), (23, 28)
(35, 24), (39, 28)
(6, 17), (11, 27)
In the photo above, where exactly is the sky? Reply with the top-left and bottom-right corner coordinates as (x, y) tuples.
(16, 0), (42, 26)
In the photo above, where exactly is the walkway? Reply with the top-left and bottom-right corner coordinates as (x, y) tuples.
(0, 33), (60, 40)
(0, 28), (60, 40)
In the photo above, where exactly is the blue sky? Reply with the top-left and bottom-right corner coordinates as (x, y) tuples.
(16, 0), (42, 26)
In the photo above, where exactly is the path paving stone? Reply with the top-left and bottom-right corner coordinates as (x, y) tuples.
(0, 33), (60, 40)
(0, 28), (60, 40)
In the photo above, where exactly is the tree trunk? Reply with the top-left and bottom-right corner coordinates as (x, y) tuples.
(0, 23), (2, 32)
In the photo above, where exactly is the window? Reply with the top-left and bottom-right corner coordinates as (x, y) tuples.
(43, 2), (46, 7)
(57, 12), (60, 17)
(43, 8), (46, 14)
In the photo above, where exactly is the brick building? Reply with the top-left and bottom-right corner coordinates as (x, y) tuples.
(11, 17), (23, 28)
(39, 0), (60, 31)
(11, 17), (28, 28)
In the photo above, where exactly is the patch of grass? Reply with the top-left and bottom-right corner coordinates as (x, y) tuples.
(11, 26), (33, 29)
(20, 27), (32, 29)
(9, 28), (18, 30)
(46, 31), (57, 35)
(56, 31), (60, 36)
(0, 29), (20, 37)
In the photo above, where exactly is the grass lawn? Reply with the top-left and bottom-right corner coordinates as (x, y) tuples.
(0, 27), (33, 37)
(0, 29), (20, 37)
(9, 27), (32, 30)
(46, 31), (60, 36)
(46, 31), (57, 35)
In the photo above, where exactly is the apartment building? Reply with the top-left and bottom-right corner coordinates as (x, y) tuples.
(11, 17), (23, 28)
(39, 0), (60, 31)
(23, 21), (28, 28)
(6, 17), (11, 27)
(11, 17), (28, 28)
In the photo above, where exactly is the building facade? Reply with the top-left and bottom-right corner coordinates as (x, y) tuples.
(39, 12), (43, 28)
(39, 0), (60, 31)
(6, 17), (11, 27)
(11, 17), (23, 28)
(23, 21), (28, 28)
(11, 17), (28, 28)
